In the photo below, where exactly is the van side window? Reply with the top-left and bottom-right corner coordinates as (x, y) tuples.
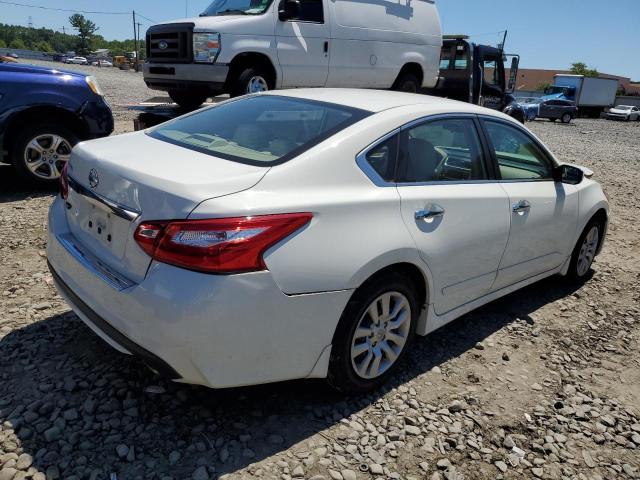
(296, 0), (324, 23)
(454, 46), (468, 70)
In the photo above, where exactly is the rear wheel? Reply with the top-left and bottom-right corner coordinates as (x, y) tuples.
(168, 89), (209, 110)
(392, 73), (420, 93)
(11, 123), (78, 185)
(567, 220), (603, 280)
(561, 113), (572, 124)
(328, 272), (418, 394)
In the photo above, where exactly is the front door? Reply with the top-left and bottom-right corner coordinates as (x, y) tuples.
(480, 118), (579, 290)
(275, 0), (330, 87)
(396, 116), (510, 314)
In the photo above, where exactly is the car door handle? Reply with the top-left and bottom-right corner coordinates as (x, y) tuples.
(323, 41), (329, 54)
(415, 205), (445, 221)
(512, 200), (531, 214)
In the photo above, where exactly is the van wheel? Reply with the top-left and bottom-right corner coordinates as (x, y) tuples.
(561, 113), (572, 124)
(327, 272), (418, 394)
(392, 73), (420, 94)
(168, 89), (208, 110)
(567, 219), (603, 280)
(11, 123), (78, 185)
(231, 66), (273, 97)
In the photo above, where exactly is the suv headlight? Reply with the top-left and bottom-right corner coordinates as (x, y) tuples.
(85, 76), (104, 96)
(193, 32), (221, 63)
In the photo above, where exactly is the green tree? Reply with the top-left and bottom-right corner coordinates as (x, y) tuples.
(0, 39), (6, 48)
(69, 14), (98, 55)
(9, 38), (26, 49)
(570, 62), (599, 77)
(33, 40), (54, 52)
(536, 82), (552, 92)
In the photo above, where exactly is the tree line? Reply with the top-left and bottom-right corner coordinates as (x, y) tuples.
(0, 19), (145, 57)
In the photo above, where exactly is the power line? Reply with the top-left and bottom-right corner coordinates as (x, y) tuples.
(136, 13), (157, 24)
(0, 0), (129, 15)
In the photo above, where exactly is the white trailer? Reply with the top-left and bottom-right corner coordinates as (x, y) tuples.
(554, 74), (619, 117)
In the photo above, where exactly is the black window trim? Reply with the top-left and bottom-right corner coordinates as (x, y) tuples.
(147, 94), (372, 167)
(477, 115), (559, 183)
(278, 0), (325, 24)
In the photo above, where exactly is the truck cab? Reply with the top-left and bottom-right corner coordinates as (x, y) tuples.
(427, 35), (520, 114)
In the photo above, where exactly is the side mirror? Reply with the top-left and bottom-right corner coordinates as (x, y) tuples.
(278, 0), (300, 21)
(554, 164), (583, 185)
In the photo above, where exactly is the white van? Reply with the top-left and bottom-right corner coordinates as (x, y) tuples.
(143, 0), (442, 108)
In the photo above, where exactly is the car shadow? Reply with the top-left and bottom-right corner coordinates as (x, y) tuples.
(0, 274), (588, 478)
(0, 164), (57, 203)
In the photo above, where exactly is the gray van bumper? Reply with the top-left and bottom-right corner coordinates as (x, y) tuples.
(143, 63), (229, 92)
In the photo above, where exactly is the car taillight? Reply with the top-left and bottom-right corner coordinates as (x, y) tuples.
(134, 213), (312, 274)
(60, 162), (69, 200)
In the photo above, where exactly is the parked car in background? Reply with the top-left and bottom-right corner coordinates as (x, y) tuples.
(143, 0), (442, 108)
(539, 99), (578, 123)
(92, 60), (113, 67)
(48, 89), (608, 393)
(65, 56), (88, 65)
(0, 63), (114, 184)
(8, 52), (19, 59)
(0, 55), (18, 63)
(606, 105), (640, 121)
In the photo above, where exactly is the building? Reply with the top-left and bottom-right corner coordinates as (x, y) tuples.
(514, 68), (640, 95)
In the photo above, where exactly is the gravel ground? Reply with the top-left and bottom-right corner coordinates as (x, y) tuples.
(1, 77), (639, 480)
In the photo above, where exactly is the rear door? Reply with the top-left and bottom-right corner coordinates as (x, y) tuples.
(276, 0), (330, 87)
(396, 115), (510, 314)
(480, 118), (579, 290)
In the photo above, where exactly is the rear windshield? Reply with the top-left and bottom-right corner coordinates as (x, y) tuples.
(148, 95), (371, 166)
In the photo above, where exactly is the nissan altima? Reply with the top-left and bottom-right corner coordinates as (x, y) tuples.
(47, 89), (609, 393)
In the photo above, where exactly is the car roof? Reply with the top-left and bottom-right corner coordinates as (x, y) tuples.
(261, 88), (504, 117)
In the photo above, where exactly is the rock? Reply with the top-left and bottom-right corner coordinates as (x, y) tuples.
(15, 454), (32, 471)
(43, 426), (61, 442)
(532, 467), (543, 478)
(292, 466), (304, 478)
(268, 434), (284, 445)
(448, 401), (464, 413)
(341, 470), (357, 480)
(531, 383), (543, 391)
(582, 450), (596, 468)
(192, 466), (209, 480)
(419, 462), (430, 472)
(503, 436), (515, 449)
(169, 451), (180, 465)
(502, 352), (510, 361)
(436, 459), (451, 470)
(405, 425), (421, 435)
(242, 448), (255, 458)
(116, 444), (129, 459)
(495, 461), (508, 473)
(0, 468), (18, 480)
(369, 464), (383, 475)
(328, 470), (343, 480)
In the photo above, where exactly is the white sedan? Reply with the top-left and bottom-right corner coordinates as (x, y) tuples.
(48, 90), (609, 393)
(65, 56), (88, 65)
(607, 105), (640, 121)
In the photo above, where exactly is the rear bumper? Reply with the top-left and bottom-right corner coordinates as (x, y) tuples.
(143, 62), (229, 93)
(47, 196), (351, 388)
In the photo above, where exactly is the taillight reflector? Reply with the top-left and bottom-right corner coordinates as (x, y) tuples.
(133, 213), (312, 274)
(60, 162), (69, 200)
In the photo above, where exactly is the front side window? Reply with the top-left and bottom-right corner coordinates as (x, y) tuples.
(482, 59), (500, 86)
(439, 48), (451, 70)
(202, 0), (273, 16)
(454, 46), (468, 70)
(398, 118), (486, 183)
(287, 0), (324, 22)
(483, 121), (553, 180)
(149, 96), (369, 165)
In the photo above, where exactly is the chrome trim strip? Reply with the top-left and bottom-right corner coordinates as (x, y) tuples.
(57, 233), (137, 291)
(68, 176), (141, 221)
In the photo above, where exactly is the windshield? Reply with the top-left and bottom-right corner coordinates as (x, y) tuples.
(615, 106), (632, 110)
(201, 0), (273, 16)
(148, 96), (371, 166)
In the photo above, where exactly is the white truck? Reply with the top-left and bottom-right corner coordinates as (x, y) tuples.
(546, 74), (619, 117)
(143, 0), (442, 108)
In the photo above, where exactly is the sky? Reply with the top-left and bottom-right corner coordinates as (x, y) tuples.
(1, 0), (639, 80)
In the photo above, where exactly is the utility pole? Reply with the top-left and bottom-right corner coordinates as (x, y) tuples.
(185, 0), (189, 17)
(132, 10), (138, 61)
(28, 15), (33, 28)
(137, 22), (142, 60)
(62, 26), (66, 35)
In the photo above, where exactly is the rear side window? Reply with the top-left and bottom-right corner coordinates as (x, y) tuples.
(149, 96), (370, 166)
(483, 121), (553, 180)
(366, 135), (398, 182)
(398, 118), (486, 182)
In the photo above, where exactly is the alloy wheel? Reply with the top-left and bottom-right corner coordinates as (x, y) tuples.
(576, 226), (599, 277)
(23, 133), (72, 180)
(350, 291), (411, 379)
(246, 76), (269, 93)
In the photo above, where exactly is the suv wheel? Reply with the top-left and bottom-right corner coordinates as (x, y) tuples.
(230, 66), (273, 97)
(168, 89), (209, 110)
(328, 272), (418, 394)
(12, 123), (78, 185)
(561, 113), (572, 124)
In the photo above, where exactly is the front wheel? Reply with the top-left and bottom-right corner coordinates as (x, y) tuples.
(168, 89), (209, 110)
(230, 66), (273, 97)
(328, 273), (418, 394)
(561, 113), (572, 124)
(567, 220), (603, 280)
(11, 123), (78, 185)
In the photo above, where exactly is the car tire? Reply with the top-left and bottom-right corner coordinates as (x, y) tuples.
(392, 73), (420, 94)
(566, 219), (604, 281)
(327, 272), (419, 394)
(168, 89), (209, 110)
(230, 66), (273, 97)
(561, 113), (572, 124)
(11, 123), (79, 185)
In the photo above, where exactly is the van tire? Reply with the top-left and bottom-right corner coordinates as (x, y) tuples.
(168, 89), (209, 110)
(392, 73), (420, 94)
(230, 66), (273, 97)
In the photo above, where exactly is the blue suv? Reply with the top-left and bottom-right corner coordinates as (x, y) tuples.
(0, 63), (114, 184)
